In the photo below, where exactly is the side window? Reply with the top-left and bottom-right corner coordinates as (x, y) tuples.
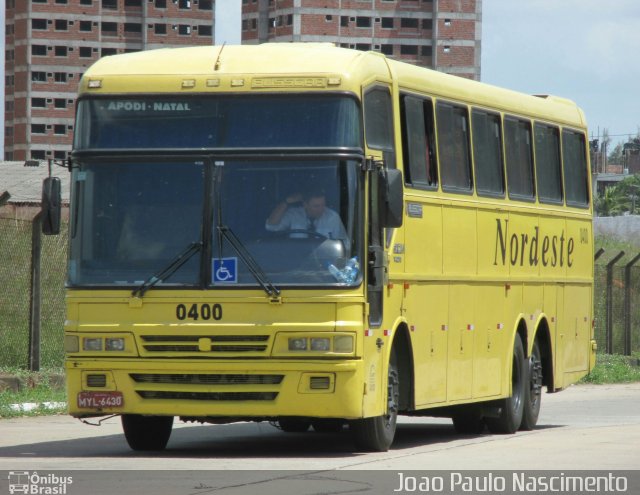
(400, 94), (437, 189)
(504, 116), (534, 200)
(436, 102), (472, 193)
(472, 109), (504, 197)
(534, 123), (563, 204)
(562, 129), (590, 208)
(364, 86), (395, 167)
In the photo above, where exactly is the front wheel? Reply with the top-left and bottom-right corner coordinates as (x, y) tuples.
(121, 414), (173, 451)
(350, 352), (399, 452)
(485, 334), (526, 434)
(520, 340), (543, 430)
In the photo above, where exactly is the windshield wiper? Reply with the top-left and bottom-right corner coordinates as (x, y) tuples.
(217, 225), (280, 298)
(131, 241), (203, 298)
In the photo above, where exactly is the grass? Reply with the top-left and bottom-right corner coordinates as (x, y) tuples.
(0, 367), (67, 419)
(580, 353), (640, 384)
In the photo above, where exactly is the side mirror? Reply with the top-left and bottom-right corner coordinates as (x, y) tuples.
(42, 177), (61, 235)
(379, 168), (403, 228)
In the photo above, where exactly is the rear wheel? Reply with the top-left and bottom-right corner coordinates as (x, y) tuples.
(521, 340), (543, 430)
(350, 351), (399, 452)
(121, 414), (173, 451)
(485, 334), (526, 434)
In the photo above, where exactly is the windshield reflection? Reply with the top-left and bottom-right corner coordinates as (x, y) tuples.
(68, 158), (361, 288)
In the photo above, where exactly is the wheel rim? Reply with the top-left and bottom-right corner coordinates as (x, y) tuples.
(529, 350), (543, 409)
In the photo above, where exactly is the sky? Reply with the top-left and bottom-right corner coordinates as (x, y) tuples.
(1, 1), (639, 155)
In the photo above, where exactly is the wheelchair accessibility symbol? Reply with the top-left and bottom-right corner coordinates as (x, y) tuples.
(213, 257), (238, 283)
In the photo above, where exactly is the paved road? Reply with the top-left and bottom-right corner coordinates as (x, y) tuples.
(1, 383), (639, 473)
(0, 383), (640, 495)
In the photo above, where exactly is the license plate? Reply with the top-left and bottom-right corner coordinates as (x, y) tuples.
(77, 391), (124, 409)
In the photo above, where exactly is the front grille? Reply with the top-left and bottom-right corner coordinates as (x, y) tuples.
(130, 373), (284, 385)
(139, 335), (270, 355)
(136, 391), (278, 401)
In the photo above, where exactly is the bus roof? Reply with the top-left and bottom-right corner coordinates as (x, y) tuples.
(80, 43), (587, 129)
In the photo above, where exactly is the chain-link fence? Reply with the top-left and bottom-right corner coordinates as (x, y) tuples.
(0, 216), (68, 369)
(594, 258), (640, 356)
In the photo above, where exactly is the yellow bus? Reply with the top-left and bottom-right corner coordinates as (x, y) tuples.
(55, 43), (595, 452)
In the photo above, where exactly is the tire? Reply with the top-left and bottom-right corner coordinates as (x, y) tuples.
(312, 419), (345, 433)
(521, 340), (543, 430)
(277, 419), (311, 432)
(452, 407), (485, 434)
(350, 351), (399, 452)
(485, 334), (526, 434)
(121, 414), (173, 451)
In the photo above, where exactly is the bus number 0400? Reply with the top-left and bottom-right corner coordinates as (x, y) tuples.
(176, 303), (222, 321)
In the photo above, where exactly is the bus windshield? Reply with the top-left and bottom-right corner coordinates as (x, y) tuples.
(68, 158), (362, 288)
(73, 95), (361, 150)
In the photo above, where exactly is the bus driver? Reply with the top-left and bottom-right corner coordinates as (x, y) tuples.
(265, 191), (349, 248)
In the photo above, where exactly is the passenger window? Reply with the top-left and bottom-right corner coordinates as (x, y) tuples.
(504, 117), (534, 200)
(437, 102), (472, 193)
(364, 86), (395, 167)
(534, 123), (562, 204)
(401, 94), (437, 189)
(472, 109), (504, 197)
(562, 129), (589, 207)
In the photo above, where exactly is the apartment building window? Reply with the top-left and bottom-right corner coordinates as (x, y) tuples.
(102, 0), (117, 8)
(421, 45), (432, 56)
(55, 46), (68, 56)
(102, 22), (117, 34)
(80, 21), (92, 32)
(32, 0), (47, 3)
(401, 18), (419, 29)
(242, 20), (248, 31)
(80, 0), (93, 5)
(356, 44), (371, 51)
(178, 0), (191, 8)
(32, 98), (47, 108)
(32, 124), (47, 134)
(381, 18), (394, 28)
(155, 0), (167, 7)
(400, 45), (418, 55)
(340, 16), (349, 27)
(380, 45), (393, 55)
(55, 99), (67, 108)
(54, 72), (68, 83)
(125, 0), (142, 6)
(54, 125), (67, 135)
(101, 48), (117, 56)
(422, 19), (433, 30)
(79, 47), (93, 57)
(356, 17), (371, 28)
(178, 25), (191, 35)
(32, 19), (48, 30)
(32, 150), (46, 160)
(124, 23), (142, 33)
(5, 128), (14, 138)
(55, 19), (68, 31)
(154, 23), (167, 34)
(32, 45), (47, 56)
(32, 71), (47, 82)
(198, 25), (212, 36)
(54, 151), (67, 159)
(55, 0), (68, 4)
(199, 0), (212, 9)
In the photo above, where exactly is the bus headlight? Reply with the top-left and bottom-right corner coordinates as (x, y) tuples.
(83, 338), (103, 351)
(277, 333), (355, 356)
(310, 338), (331, 351)
(288, 337), (307, 351)
(105, 338), (125, 351)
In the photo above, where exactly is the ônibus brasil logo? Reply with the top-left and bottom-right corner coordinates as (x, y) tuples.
(8, 472), (73, 495)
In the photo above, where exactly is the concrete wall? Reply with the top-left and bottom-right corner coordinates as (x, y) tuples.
(594, 215), (640, 246)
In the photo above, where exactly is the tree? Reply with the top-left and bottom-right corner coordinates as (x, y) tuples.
(608, 142), (623, 165)
(596, 174), (640, 216)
